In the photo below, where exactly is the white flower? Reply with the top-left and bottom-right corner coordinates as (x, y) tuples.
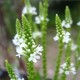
(53, 35), (59, 41)
(16, 47), (24, 58)
(12, 34), (25, 46)
(28, 53), (40, 63)
(53, 31), (71, 43)
(32, 31), (42, 39)
(28, 45), (43, 63)
(65, 23), (70, 28)
(35, 16), (49, 24)
(61, 20), (66, 27)
(35, 45), (43, 52)
(77, 21), (80, 26)
(12, 34), (20, 46)
(70, 67), (76, 74)
(35, 16), (41, 24)
(59, 62), (76, 75)
(12, 34), (27, 58)
(22, 6), (28, 14)
(29, 7), (37, 15)
(63, 31), (71, 43)
(61, 20), (73, 28)
(60, 63), (66, 69)
(71, 43), (77, 51)
(22, 6), (37, 15)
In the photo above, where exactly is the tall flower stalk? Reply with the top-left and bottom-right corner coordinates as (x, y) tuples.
(5, 60), (17, 80)
(53, 14), (64, 80)
(40, 0), (48, 79)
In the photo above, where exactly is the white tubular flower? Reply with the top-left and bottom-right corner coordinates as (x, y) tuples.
(35, 16), (41, 24)
(59, 62), (76, 75)
(35, 45), (43, 52)
(63, 31), (71, 43)
(32, 31), (42, 39)
(61, 20), (73, 28)
(60, 63), (66, 69)
(22, 6), (28, 14)
(77, 21), (80, 26)
(29, 7), (37, 15)
(71, 43), (77, 51)
(61, 20), (66, 27)
(22, 6), (37, 15)
(53, 31), (71, 43)
(12, 34), (20, 46)
(28, 53), (40, 63)
(53, 35), (59, 41)
(65, 23), (70, 28)
(16, 47), (24, 58)
(12, 34), (27, 58)
(35, 15), (49, 24)
(28, 45), (43, 63)
(12, 34), (25, 46)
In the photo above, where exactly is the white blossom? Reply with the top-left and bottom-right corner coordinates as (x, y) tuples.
(61, 20), (66, 27)
(53, 31), (71, 43)
(77, 21), (80, 26)
(53, 35), (59, 41)
(32, 31), (42, 39)
(61, 20), (73, 28)
(28, 53), (40, 63)
(59, 62), (76, 75)
(35, 16), (49, 24)
(16, 47), (24, 58)
(12, 34), (26, 58)
(28, 45), (43, 63)
(22, 6), (37, 15)
(12, 34), (20, 46)
(35, 16), (41, 24)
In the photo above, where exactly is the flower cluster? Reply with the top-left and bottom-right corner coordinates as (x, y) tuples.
(12, 33), (43, 63)
(59, 63), (76, 75)
(12, 34), (26, 58)
(32, 31), (42, 39)
(28, 45), (43, 63)
(35, 15), (49, 24)
(22, 6), (37, 15)
(61, 20), (73, 28)
(53, 31), (71, 43)
(11, 78), (24, 80)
